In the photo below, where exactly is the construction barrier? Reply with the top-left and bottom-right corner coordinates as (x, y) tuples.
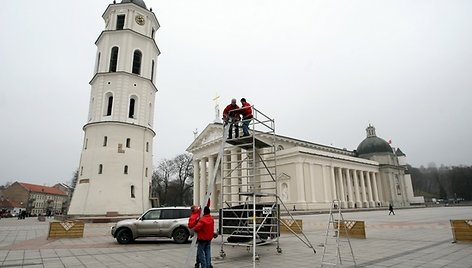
(334, 220), (366, 239)
(280, 218), (303, 234)
(48, 221), (85, 239)
(450, 220), (472, 242)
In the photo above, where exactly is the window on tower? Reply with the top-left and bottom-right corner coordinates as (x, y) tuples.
(132, 50), (142, 75)
(151, 60), (155, 82)
(98, 164), (103, 174)
(109, 47), (119, 72)
(126, 138), (131, 148)
(128, 98), (136, 118)
(116, 15), (125, 30)
(106, 95), (113, 116)
(124, 165), (128, 174)
(131, 185), (135, 198)
(103, 136), (108, 146)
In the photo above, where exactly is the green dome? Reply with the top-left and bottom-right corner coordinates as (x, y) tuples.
(356, 125), (392, 155)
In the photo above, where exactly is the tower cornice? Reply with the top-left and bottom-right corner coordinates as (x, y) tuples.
(89, 71), (158, 92)
(83, 121), (156, 136)
(102, 3), (160, 30)
(95, 29), (160, 56)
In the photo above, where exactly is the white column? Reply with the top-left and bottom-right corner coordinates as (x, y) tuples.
(207, 155), (216, 209)
(193, 159), (200, 206)
(310, 164), (317, 203)
(346, 169), (354, 208)
(330, 166), (337, 202)
(376, 172), (385, 204)
(337, 168), (346, 208)
(360, 171), (368, 207)
(353, 170), (361, 208)
(366, 172), (374, 207)
(372, 172), (380, 206)
(199, 157), (207, 206)
(322, 165), (330, 203)
(231, 149), (239, 203)
(296, 163), (306, 204)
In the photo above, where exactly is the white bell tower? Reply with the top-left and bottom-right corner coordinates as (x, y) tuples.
(68, 0), (160, 216)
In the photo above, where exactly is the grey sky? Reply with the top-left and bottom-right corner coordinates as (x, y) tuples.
(1, 0), (471, 186)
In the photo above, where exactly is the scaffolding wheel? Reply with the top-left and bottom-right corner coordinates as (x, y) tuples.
(219, 250), (226, 258)
(277, 247), (282, 254)
(255, 254), (260, 261)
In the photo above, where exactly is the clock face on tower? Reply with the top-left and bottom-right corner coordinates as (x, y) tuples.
(135, 15), (145, 25)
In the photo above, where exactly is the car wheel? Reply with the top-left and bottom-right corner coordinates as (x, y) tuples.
(116, 228), (133, 244)
(173, 227), (189, 244)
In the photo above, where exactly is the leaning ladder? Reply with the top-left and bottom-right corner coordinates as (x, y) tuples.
(184, 123), (231, 268)
(320, 200), (356, 267)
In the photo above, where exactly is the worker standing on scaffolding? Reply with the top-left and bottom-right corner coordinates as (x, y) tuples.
(240, 98), (253, 137)
(222, 98), (240, 139)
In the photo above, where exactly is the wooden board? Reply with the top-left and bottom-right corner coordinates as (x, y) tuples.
(335, 220), (366, 239)
(280, 219), (303, 234)
(48, 221), (85, 239)
(450, 220), (472, 242)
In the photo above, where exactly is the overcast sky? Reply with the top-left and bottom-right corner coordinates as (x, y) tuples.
(1, 0), (471, 186)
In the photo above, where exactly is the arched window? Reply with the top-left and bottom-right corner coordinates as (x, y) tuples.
(132, 50), (142, 75)
(130, 185), (135, 198)
(124, 165), (128, 174)
(98, 164), (103, 174)
(103, 136), (108, 146)
(80, 166), (83, 176)
(128, 97), (136, 118)
(106, 95), (113, 116)
(145, 168), (148, 177)
(84, 138), (88, 149)
(126, 138), (131, 148)
(146, 142), (149, 152)
(109, 47), (119, 72)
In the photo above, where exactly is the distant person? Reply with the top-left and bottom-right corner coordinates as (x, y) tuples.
(193, 206), (215, 268)
(222, 98), (240, 139)
(188, 205), (201, 268)
(240, 98), (253, 137)
(389, 204), (395, 215)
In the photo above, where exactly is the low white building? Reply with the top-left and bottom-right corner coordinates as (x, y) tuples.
(187, 123), (424, 210)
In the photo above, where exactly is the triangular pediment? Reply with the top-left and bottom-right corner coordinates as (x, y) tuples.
(186, 123), (224, 153)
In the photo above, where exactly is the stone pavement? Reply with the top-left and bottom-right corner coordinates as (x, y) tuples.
(0, 206), (471, 267)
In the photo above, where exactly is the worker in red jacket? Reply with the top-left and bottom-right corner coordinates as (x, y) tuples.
(222, 98), (240, 139)
(240, 98), (253, 137)
(193, 206), (215, 268)
(188, 205), (201, 268)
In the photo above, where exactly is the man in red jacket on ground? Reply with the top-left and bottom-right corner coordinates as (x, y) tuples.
(193, 206), (215, 268)
(188, 205), (201, 268)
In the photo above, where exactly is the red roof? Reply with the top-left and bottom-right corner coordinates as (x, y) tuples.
(18, 182), (67, 196)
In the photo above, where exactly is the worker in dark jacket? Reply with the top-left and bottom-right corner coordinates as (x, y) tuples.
(193, 206), (215, 268)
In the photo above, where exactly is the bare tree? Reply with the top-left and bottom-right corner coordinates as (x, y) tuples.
(173, 154), (194, 205)
(151, 154), (194, 206)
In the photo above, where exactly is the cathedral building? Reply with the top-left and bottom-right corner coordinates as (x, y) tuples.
(68, 0), (159, 216)
(188, 123), (424, 210)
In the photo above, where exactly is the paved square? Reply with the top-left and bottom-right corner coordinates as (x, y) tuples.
(1, 206), (471, 267)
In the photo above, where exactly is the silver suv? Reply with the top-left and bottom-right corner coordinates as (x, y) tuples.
(111, 207), (193, 244)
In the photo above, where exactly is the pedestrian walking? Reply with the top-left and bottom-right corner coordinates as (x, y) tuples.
(389, 204), (395, 215)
